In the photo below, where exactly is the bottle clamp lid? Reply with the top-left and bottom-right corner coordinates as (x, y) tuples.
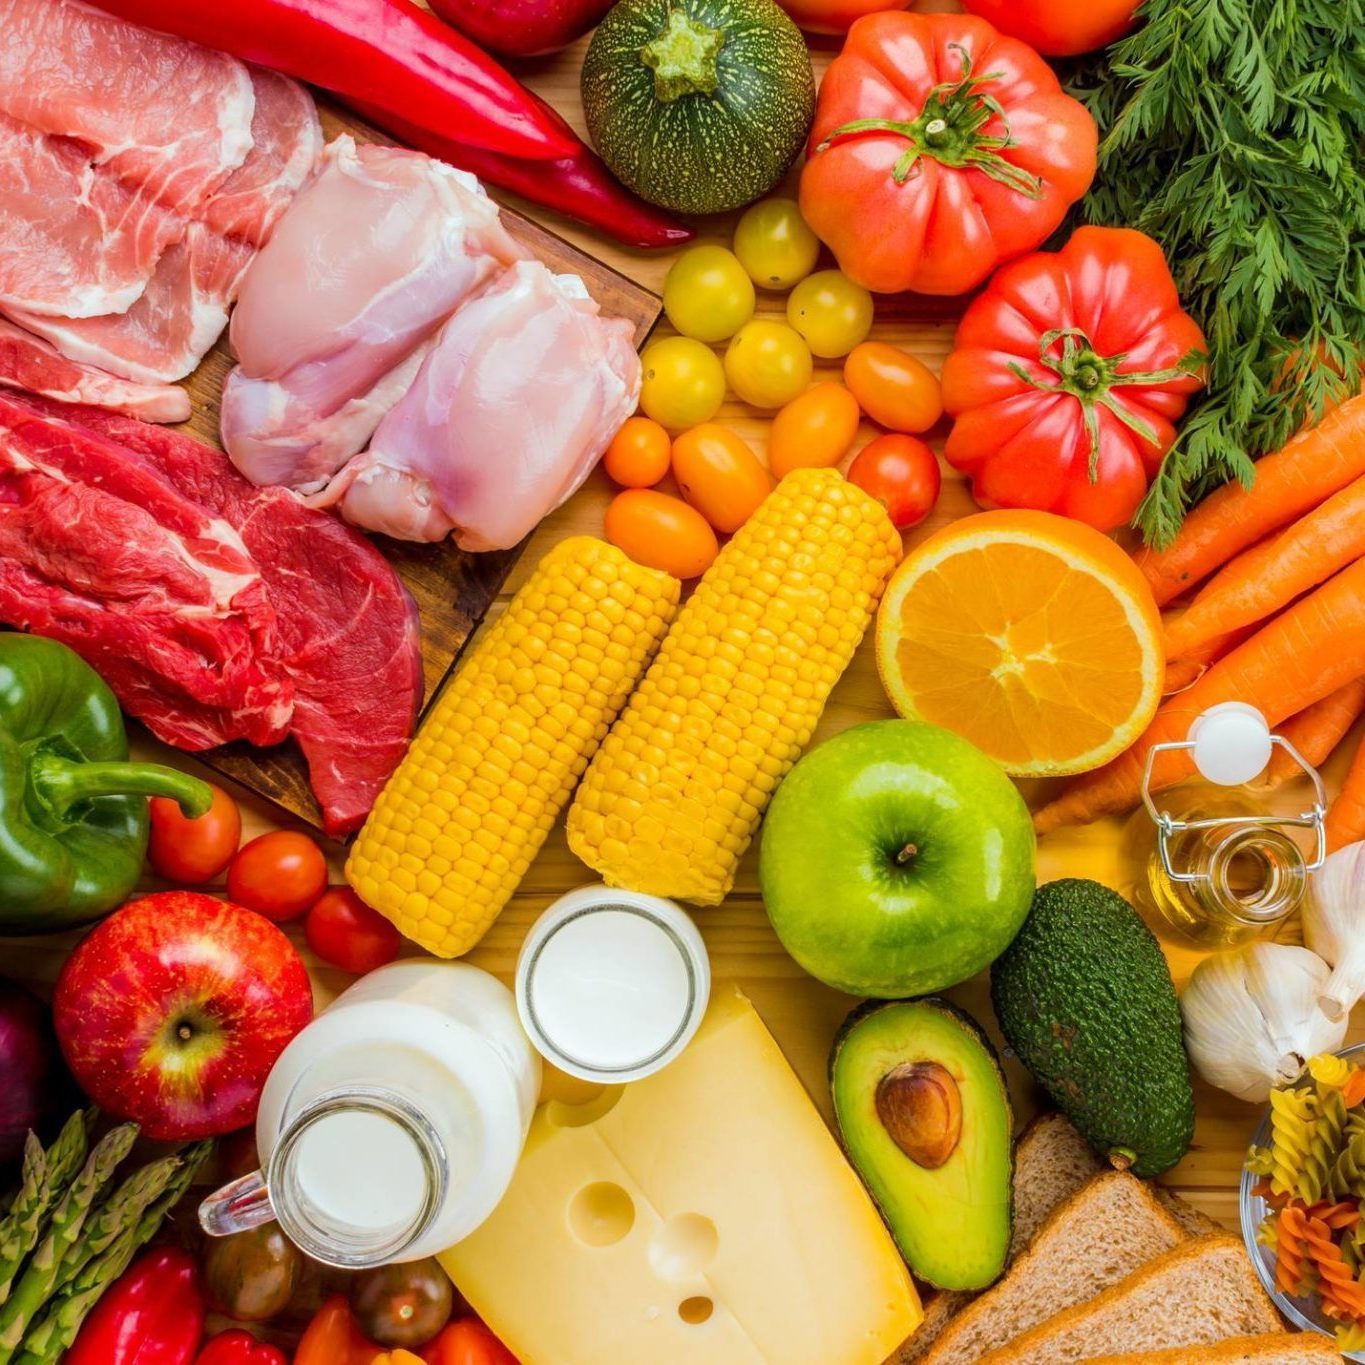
(1140, 704), (1327, 884)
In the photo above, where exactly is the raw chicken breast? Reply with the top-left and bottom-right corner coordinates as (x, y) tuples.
(9, 70), (322, 384)
(0, 319), (190, 422)
(0, 0), (254, 216)
(222, 137), (521, 488)
(331, 261), (641, 550)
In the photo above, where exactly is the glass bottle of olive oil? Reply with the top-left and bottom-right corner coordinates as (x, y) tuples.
(1122, 787), (1308, 950)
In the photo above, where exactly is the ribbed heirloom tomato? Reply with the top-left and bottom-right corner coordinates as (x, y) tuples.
(799, 13), (1097, 295)
(940, 226), (1207, 531)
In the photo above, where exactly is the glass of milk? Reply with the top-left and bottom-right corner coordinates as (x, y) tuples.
(516, 885), (710, 1083)
(198, 960), (539, 1267)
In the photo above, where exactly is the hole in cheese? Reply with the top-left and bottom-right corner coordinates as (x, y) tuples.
(544, 1087), (624, 1129)
(568, 1181), (635, 1247)
(678, 1296), (714, 1325)
(649, 1213), (719, 1281)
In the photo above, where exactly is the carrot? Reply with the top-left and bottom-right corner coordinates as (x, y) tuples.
(1260, 678), (1365, 788)
(1163, 625), (1257, 693)
(1034, 557), (1365, 833)
(1134, 392), (1365, 607)
(1163, 477), (1365, 658)
(1326, 731), (1365, 851)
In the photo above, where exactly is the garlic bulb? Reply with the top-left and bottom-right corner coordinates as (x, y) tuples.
(1303, 841), (1365, 1021)
(1179, 941), (1347, 1102)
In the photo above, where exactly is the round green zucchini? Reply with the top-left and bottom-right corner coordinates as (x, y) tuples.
(582, 0), (815, 215)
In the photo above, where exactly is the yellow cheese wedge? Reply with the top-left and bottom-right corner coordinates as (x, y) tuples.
(441, 986), (920, 1364)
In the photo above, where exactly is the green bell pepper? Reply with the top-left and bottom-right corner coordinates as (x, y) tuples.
(0, 635), (213, 935)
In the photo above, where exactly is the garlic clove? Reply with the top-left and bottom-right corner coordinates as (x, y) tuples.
(1304, 841), (1365, 1022)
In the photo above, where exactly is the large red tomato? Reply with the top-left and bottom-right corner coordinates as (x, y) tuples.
(940, 227), (1207, 532)
(961, 0), (1139, 56)
(799, 13), (1097, 295)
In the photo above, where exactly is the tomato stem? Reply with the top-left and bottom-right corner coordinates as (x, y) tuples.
(816, 44), (1044, 198)
(1008, 329), (1206, 482)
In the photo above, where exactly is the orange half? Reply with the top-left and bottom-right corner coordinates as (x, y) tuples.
(875, 511), (1164, 776)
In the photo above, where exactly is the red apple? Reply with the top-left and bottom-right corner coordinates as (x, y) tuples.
(428, 0), (614, 57)
(54, 891), (313, 1141)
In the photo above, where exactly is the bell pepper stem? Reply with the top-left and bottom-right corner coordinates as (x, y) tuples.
(30, 754), (214, 822)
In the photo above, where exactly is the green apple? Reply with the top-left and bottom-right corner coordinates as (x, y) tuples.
(760, 720), (1035, 997)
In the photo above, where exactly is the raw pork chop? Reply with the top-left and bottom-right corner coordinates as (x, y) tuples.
(0, 0), (254, 215)
(0, 392), (291, 749)
(49, 400), (424, 836)
(334, 261), (641, 550)
(0, 114), (184, 319)
(221, 137), (521, 489)
(0, 319), (189, 422)
(10, 70), (322, 384)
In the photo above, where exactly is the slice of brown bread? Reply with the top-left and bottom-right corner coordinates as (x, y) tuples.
(976, 1235), (1282, 1365)
(1081, 1332), (1342, 1363)
(1152, 1182), (1227, 1238)
(891, 1113), (1106, 1363)
(922, 1172), (1185, 1365)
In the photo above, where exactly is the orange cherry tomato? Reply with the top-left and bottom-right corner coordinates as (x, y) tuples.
(670, 424), (773, 534)
(421, 1320), (518, 1365)
(148, 783), (241, 883)
(768, 382), (861, 479)
(843, 343), (943, 433)
(226, 830), (329, 922)
(602, 417), (671, 488)
(846, 434), (941, 529)
(604, 489), (719, 580)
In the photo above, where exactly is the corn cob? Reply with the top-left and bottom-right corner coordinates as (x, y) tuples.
(567, 468), (901, 905)
(346, 537), (680, 957)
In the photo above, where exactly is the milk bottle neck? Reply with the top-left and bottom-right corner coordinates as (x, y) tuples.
(202, 1086), (449, 1270)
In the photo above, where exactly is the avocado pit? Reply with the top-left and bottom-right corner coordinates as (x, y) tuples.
(875, 1060), (962, 1169)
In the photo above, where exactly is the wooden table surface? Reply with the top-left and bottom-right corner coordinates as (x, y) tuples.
(9, 15), (1360, 1247)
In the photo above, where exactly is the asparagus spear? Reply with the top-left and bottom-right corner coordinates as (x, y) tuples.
(0, 1123), (136, 1360)
(13, 1140), (212, 1365)
(50, 1153), (181, 1297)
(0, 1111), (89, 1303)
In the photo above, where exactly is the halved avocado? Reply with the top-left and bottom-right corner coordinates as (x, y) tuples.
(831, 999), (1013, 1290)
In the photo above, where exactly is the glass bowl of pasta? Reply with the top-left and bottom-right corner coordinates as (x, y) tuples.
(1241, 1046), (1365, 1358)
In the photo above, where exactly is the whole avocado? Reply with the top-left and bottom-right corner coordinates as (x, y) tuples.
(990, 878), (1194, 1178)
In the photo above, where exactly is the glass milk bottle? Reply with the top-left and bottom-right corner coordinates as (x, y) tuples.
(199, 960), (539, 1267)
(1124, 703), (1327, 950)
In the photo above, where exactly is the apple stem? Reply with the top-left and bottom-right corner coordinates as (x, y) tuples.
(177, 1023), (194, 1042)
(895, 843), (919, 866)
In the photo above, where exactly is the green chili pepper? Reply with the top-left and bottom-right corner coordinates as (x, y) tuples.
(0, 636), (212, 935)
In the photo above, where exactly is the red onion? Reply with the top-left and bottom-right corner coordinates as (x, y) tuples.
(0, 977), (66, 1167)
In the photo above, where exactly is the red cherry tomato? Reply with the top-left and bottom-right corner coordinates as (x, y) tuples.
(306, 889), (402, 975)
(227, 831), (329, 922)
(846, 435), (941, 530)
(148, 783), (241, 883)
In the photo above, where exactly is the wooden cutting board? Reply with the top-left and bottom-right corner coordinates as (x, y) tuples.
(179, 103), (662, 834)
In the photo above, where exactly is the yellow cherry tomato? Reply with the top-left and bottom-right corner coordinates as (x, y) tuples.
(843, 342), (943, 433)
(603, 416), (671, 487)
(662, 245), (756, 343)
(786, 270), (874, 359)
(724, 321), (813, 410)
(671, 423), (773, 533)
(732, 198), (821, 292)
(604, 489), (719, 579)
(639, 337), (727, 431)
(768, 382), (862, 479)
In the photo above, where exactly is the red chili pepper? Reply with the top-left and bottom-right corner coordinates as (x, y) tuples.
(195, 1330), (288, 1365)
(353, 98), (694, 251)
(65, 1247), (206, 1365)
(87, 0), (575, 164)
